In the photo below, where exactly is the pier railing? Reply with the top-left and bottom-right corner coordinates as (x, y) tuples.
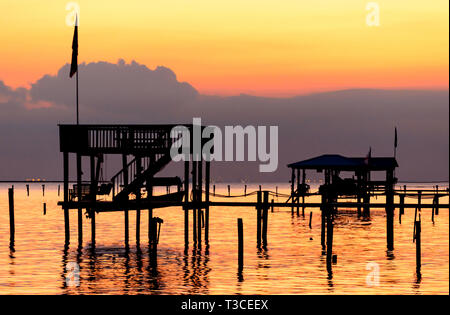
(59, 124), (183, 154)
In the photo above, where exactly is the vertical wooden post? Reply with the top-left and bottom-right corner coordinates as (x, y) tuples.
(205, 160), (210, 244)
(435, 185), (439, 215)
(321, 194), (326, 250)
(43, 203), (46, 215)
(42, 184), (45, 196)
(184, 160), (189, 246)
(262, 191), (269, 246)
(197, 160), (203, 247)
(415, 219), (421, 273)
(296, 169), (300, 215)
(302, 169), (306, 217)
(290, 168), (295, 214)
(356, 173), (362, 217)
(76, 153), (83, 247)
(90, 155), (96, 248)
(122, 154), (129, 249)
(192, 158), (197, 244)
(244, 184), (247, 196)
(135, 156), (142, 247)
(228, 184), (230, 196)
(238, 218), (244, 271)
(58, 184), (60, 197)
(63, 152), (70, 244)
(386, 170), (394, 251)
(326, 207), (334, 268)
(363, 172), (370, 217)
(213, 184), (216, 196)
(399, 194), (405, 224)
(8, 187), (15, 246)
(309, 211), (313, 229)
(257, 190), (262, 246)
(26, 184), (29, 197)
(271, 199), (274, 212)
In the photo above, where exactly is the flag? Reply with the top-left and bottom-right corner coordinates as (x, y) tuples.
(394, 127), (398, 148)
(364, 147), (372, 165)
(69, 16), (78, 78)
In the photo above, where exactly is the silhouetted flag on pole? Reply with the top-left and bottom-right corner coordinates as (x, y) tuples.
(69, 16), (78, 78)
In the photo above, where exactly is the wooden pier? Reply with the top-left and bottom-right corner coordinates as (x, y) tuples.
(54, 124), (449, 274)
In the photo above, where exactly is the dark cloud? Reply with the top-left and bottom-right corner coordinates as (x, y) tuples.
(0, 60), (448, 182)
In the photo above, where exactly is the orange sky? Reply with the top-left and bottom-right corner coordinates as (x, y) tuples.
(0, 0), (448, 96)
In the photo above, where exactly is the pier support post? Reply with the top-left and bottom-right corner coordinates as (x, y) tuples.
(415, 219), (421, 274)
(122, 154), (129, 249)
(262, 191), (269, 246)
(386, 170), (395, 251)
(192, 158), (197, 244)
(8, 187), (15, 247)
(90, 155), (96, 248)
(76, 153), (83, 247)
(256, 191), (262, 246)
(290, 168), (295, 214)
(184, 160), (189, 246)
(238, 218), (244, 272)
(26, 184), (29, 197)
(197, 160), (203, 247)
(136, 156), (143, 247)
(320, 194), (326, 250)
(63, 152), (70, 244)
(205, 161), (210, 244)
(326, 207), (334, 270)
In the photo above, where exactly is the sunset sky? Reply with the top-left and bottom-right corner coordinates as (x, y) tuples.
(0, 0), (448, 96)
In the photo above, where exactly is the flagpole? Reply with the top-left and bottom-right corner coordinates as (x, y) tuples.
(76, 65), (79, 125)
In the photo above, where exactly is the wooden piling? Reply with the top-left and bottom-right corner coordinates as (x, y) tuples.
(43, 202), (46, 215)
(122, 154), (129, 249)
(256, 191), (262, 246)
(326, 208), (334, 268)
(271, 199), (274, 212)
(26, 184), (29, 197)
(321, 195), (326, 250)
(184, 160), (189, 246)
(192, 159), (197, 244)
(135, 156), (142, 247)
(205, 161), (210, 244)
(435, 186), (439, 215)
(386, 170), (394, 251)
(90, 155), (96, 248)
(244, 184), (247, 196)
(309, 211), (313, 229)
(228, 184), (230, 196)
(58, 184), (60, 197)
(198, 160), (203, 247)
(238, 218), (244, 271)
(42, 184), (45, 196)
(63, 152), (70, 244)
(213, 184), (216, 196)
(76, 153), (83, 246)
(8, 188), (15, 245)
(262, 191), (269, 246)
(415, 220), (421, 273)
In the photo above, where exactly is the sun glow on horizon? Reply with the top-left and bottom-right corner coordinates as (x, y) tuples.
(0, 0), (448, 96)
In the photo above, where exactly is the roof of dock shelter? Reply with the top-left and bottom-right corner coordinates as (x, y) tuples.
(287, 154), (398, 171)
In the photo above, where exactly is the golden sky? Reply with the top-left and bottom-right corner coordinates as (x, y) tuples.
(0, 0), (448, 96)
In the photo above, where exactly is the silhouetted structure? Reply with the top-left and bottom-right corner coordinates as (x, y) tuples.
(288, 154), (398, 259)
(57, 124), (211, 250)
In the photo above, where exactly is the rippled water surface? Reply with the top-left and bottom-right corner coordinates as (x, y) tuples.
(0, 183), (448, 295)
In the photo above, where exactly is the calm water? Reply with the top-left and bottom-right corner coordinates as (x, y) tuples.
(0, 183), (448, 295)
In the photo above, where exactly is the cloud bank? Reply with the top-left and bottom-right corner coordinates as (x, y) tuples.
(0, 60), (448, 182)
